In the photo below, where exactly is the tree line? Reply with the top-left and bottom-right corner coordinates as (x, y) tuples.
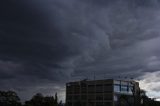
(0, 90), (160, 106)
(0, 90), (63, 106)
(117, 89), (160, 106)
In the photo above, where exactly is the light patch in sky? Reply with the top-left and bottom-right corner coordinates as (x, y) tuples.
(139, 71), (160, 100)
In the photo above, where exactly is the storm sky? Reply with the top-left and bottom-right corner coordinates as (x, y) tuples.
(1, 0), (160, 101)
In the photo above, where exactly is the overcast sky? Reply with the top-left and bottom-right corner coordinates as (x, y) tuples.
(1, 0), (160, 101)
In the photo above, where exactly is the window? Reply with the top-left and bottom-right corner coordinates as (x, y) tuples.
(67, 102), (72, 106)
(114, 95), (118, 101)
(104, 94), (112, 100)
(121, 85), (128, 93)
(96, 102), (103, 106)
(81, 95), (87, 100)
(88, 102), (95, 106)
(96, 95), (103, 100)
(81, 102), (87, 106)
(114, 80), (120, 85)
(67, 86), (73, 94)
(66, 95), (72, 100)
(81, 87), (87, 94)
(88, 85), (95, 93)
(104, 84), (112, 92)
(96, 85), (103, 93)
(114, 85), (120, 92)
(74, 85), (80, 94)
(74, 95), (80, 101)
(121, 81), (128, 86)
(66, 90), (72, 94)
(104, 102), (112, 106)
(88, 94), (95, 100)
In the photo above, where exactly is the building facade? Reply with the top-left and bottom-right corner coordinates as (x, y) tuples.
(66, 79), (140, 106)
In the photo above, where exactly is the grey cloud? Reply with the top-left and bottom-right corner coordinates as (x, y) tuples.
(1, 0), (160, 101)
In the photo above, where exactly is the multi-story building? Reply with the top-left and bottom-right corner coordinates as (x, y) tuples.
(66, 79), (140, 106)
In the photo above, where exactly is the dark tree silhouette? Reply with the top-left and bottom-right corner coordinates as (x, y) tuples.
(140, 90), (160, 106)
(117, 89), (160, 106)
(24, 93), (44, 106)
(118, 94), (132, 106)
(0, 91), (21, 106)
(58, 100), (63, 106)
(24, 92), (62, 106)
(54, 93), (58, 106)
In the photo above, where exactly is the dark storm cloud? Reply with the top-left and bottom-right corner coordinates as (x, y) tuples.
(1, 0), (160, 101)
(0, 0), (78, 81)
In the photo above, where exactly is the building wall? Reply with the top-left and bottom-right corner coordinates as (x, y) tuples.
(66, 79), (140, 106)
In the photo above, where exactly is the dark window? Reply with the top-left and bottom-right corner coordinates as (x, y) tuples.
(74, 85), (80, 94)
(96, 102), (103, 106)
(88, 94), (95, 101)
(81, 87), (87, 94)
(88, 85), (95, 93)
(67, 102), (72, 106)
(104, 85), (112, 92)
(81, 82), (87, 87)
(81, 95), (87, 100)
(104, 102), (112, 106)
(66, 95), (72, 100)
(67, 86), (73, 94)
(104, 94), (112, 100)
(67, 90), (73, 94)
(96, 95), (103, 100)
(88, 102), (95, 106)
(82, 102), (87, 106)
(74, 95), (80, 101)
(96, 85), (103, 93)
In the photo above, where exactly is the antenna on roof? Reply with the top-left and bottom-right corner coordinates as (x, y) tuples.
(118, 76), (121, 80)
(94, 71), (95, 80)
(130, 77), (134, 81)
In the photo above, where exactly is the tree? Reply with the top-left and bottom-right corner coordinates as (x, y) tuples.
(25, 93), (45, 106)
(58, 100), (63, 106)
(54, 93), (58, 106)
(118, 94), (134, 106)
(24, 92), (61, 106)
(43, 96), (55, 106)
(138, 89), (160, 106)
(0, 90), (21, 106)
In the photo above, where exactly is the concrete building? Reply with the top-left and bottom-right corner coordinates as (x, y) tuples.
(66, 79), (140, 106)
